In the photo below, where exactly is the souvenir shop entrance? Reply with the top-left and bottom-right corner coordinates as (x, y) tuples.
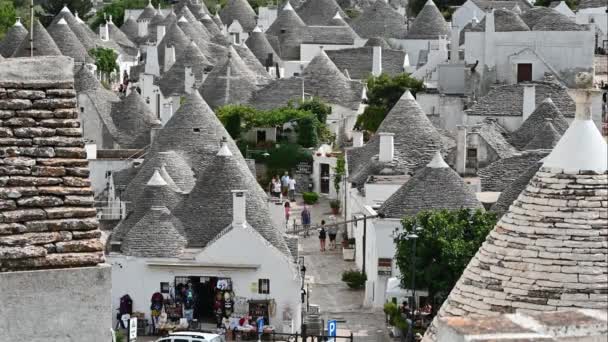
(174, 276), (233, 323)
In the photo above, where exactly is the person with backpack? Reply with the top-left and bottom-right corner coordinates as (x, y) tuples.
(319, 220), (327, 252)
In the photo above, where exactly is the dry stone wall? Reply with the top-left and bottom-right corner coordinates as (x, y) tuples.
(0, 56), (104, 271)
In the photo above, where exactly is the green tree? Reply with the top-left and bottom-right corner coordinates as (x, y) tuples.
(265, 143), (312, 176)
(0, 1), (17, 40)
(296, 116), (318, 148)
(394, 209), (497, 314)
(297, 97), (332, 124)
(355, 73), (424, 133)
(89, 47), (119, 81)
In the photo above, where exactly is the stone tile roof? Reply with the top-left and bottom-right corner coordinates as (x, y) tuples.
(426, 114), (608, 341)
(47, 19), (93, 64)
(113, 168), (184, 241)
(0, 20), (28, 58)
(232, 43), (272, 84)
(120, 16), (139, 43)
(478, 150), (549, 191)
(326, 47), (406, 80)
(201, 14), (228, 44)
(490, 161), (541, 218)
(508, 98), (570, 149)
(12, 20), (62, 58)
(303, 26), (358, 44)
(266, 4), (312, 60)
(213, 13), (224, 29)
(121, 151), (195, 205)
(474, 118), (518, 159)
(493, 8), (530, 31)
(148, 91), (241, 170)
(470, 0), (532, 12)
(466, 82), (576, 118)
(532, 10), (586, 31)
(73, 66), (121, 146)
(349, 155), (409, 188)
(177, 17), (226, 64)
(157, 23), (191, 74)
(51, 8), (98, 51)
(523, 119), (563, 151)
(577, 0), (607, 9)
(200, 48), (259, 109)
(347, 91), (447, 185)
(245, 27), (282, 66)
(0, 56), (104, 271)
(175, 140), (291, 256)
(296, 0), (347, 26)
(177, 6), (213, 42)
(327, 12), (349, 27)
(364, 37), (391, 49)
(219, 0), (258, 31)
(405, 0), (450, 39)
(163, 10), (178, 27)
(378, 152), (483, 218)
(107, 22), (138, 56)
(350, 0), (408, 39)
(109, 90), (157, 149)
(519, 7), (562, 29)
(147, 9), (168, 43)
(123, 206), (187, 257)
(138, 2), (157, 21)
(159, 41), (212, 97)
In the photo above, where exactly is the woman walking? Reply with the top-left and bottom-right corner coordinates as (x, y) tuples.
(328, 224), (338, 250)
(318, 220), (327, 252)
(284, 201), (291, 227)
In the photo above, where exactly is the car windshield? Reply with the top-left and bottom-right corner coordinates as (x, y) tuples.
(209, 337), (225, 342)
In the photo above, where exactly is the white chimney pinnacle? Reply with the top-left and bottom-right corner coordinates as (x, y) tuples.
(379, 132), (395, 162)
(232, 190), (248, 227)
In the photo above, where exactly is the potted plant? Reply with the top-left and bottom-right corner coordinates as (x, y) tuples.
(330, 199), (341, 215)
(383, 302), (409, 337)
(302, 192), (319, 204)
(341, 270), (367, 289)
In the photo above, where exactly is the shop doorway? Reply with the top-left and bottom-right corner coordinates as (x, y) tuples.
(320, 163), (330, 194)
(174, 276), (232, 323)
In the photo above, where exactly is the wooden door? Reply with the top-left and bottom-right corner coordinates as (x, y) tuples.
(517, 63), (532, 83)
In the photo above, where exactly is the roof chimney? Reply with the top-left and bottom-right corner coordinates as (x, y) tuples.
(145, 43), (160, 76)
(164, 45), (176, 71)
(185, 66), (195, 94)
(352, 130), (364, 148)
(522, 84), (535, 121)
(450, 24), (459, 63)
(150, 119), (162, 143)
(232, 190), (248, 227)
(217, 137), (232, 156)
(372, 46), (382, 76)
(157, 25), (166, 43)
(378, 132), (394, 162)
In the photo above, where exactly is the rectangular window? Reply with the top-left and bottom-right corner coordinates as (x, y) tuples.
(259, 279), (270, 294)
(517, 63), (532, 83)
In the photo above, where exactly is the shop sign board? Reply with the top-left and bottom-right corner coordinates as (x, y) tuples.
(327, 319), (337, 342)
(378, 258), (392, 276)
(129, 317), (137, 341)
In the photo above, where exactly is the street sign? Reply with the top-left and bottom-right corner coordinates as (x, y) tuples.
(327, 319), (337, 342)
(129, 317), (137, 341)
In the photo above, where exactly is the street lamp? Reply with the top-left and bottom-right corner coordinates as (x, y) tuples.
(405, 224), (422, 311)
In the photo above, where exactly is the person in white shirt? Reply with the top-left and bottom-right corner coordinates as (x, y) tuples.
(288, 177), (296, 201)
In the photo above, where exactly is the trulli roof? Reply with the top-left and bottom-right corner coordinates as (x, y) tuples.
(159, 41), (212, 97)
(266, 4), (312, 60)
(523, 119), (562, 150)
(405, 0), (449, 39)
(378, 152), (483, 218)
(0, 19), (28, 58)
(478, 150), (549, 191)
(232, 43), (272, 84)
(364, 37), (392, 49)
(110, 90), (157, 149)
(47, 18), (93, 63)
(122, 206), (187, 257)
(200, 48), (259, 109)
(508, 98), (570, 149)
(350, 0), (408, 39)
(120, 16), (139, 43)
(492, 8), (530, 31)
(245, 27), (283, 66)
(326, 46), (406, 80)
(157, 23), (191, 73)
(51, 8), (97, 51)
(296, 0), (347, 26)
(219, 0), (258, 31)
(12, 20), (62, 57)
(490, 161), (541, 218)
(138, 1), (157, 21)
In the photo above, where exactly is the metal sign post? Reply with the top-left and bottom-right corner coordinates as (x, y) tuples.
(128, 317), (137, 342)
(328, 320), (337, 342)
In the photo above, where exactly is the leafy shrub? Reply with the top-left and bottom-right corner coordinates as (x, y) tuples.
(341, 270), (367, 289)
(330, 199), (341, 209)
(302, 192), (319, 205)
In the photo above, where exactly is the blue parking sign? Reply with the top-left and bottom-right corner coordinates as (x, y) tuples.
(328, 320), (337, 342)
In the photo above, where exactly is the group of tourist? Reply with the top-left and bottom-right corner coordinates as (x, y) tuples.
(269, 171), (296, 201)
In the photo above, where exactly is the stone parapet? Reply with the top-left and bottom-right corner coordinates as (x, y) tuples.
(0, 57), (104, 271)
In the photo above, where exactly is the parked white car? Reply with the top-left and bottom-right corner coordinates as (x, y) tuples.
(155, 331), (225, 342)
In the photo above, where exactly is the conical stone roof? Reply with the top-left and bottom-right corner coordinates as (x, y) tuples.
(213, 13), (224, 29)
(122, 206), (187, 257)
(519, 7), (557, 28)
(51, 9), (97, 51)
(245, 27), (282, 66)
(149, 91), (242, 169)
(176, 17), (225, 62)
(524, 119), (562, 150)
(114, 168), (184, 242)
(364, 37), (391, 49)
(266, 3), (311, 60)
(200, 48), (259, 109)
(378, 152), (482, 218)
(493, 8), (530, 31)
(163, 9), (178, 27)
(175, 141), (291, 256)
(327, 12), (348, 26)
(491, 161), (542, 218)
(138, 1), (157, 21)
(0, 19), (28, 58)
(177, 9), (212, 41)
(120, 16), (139, 43)
(122, 151), (195, 205)
(219, 0), (258, 31)
(509, 98), (570, 149)
(110, 90), (157, 149)
(426, 105), (608, 342)
(12, 20), (62, 57)
(159, 41), (212, 97)
(405, 0), (449, 39)
(201, 13), (224, 37)
(232, 43), (272, 84)
(47, 18), (92, 63)
(147, 8), (168, 43)
(532, 11), (585, 31)
(157, 23), (191, 73)
(348, 91), (445, 181)
(107, 21), (138, 56)
(350, 0), (408, 39)
(296, 0), (346, 25)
